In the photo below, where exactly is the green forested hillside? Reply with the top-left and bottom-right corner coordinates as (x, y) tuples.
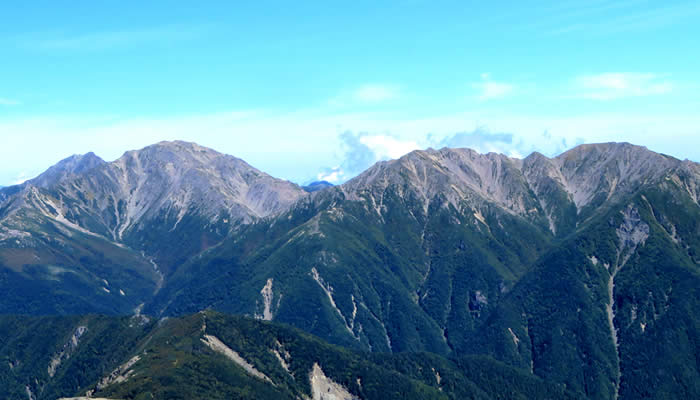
(0, 312), (580, 400)
(0, 315), (152, 400)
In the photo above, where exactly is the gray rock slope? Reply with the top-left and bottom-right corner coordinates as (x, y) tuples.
(1, 140), (307, 244)
(343, 142), (695, 234)
(0, 141), (308, 314)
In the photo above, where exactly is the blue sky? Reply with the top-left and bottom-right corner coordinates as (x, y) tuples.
(2, 0), (699, 185)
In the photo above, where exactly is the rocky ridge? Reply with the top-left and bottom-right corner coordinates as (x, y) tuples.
(341, 142), (696, 234)
(0, 141), (308, 314)
(0, 140), (306, 253)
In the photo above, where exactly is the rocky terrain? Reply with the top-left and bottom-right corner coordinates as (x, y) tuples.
(0, 141), (307, 313)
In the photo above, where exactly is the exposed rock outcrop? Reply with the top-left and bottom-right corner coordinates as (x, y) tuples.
(309, 363), (357, 400)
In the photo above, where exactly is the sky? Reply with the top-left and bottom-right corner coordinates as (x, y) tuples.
(1, 0), (699, 186)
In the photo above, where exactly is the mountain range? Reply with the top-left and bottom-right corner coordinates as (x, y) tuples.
(1, 140), (698, 399)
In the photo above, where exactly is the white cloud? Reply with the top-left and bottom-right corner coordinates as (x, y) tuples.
(508, 149), (525, 158)
(358, 134), (420, 159)
(472, 74), (514, 100)
(325, 84), (400, 109)
(0, 98), (20, 106)
(11, 172), (29, 186)
(439, 129), (516, 155)
(317, 167), (344, 183)
(351, 85), (400, 103)
(575, 72), (673, 100)
(318, 132), (424, 183)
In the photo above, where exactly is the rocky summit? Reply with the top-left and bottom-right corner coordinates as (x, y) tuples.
(0, 141), (307, 314)
(1, 141), (698, 400)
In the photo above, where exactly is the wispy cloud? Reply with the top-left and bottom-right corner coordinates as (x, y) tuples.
(18, 25), (209, 51)
(359, 134), (421, 159)
(574, 72), (673, 100)
(544, 1), (700, 35)
(326, 84), (401, 109)
(0, 98), (21, 106)
(10, 172), (30, 186)
(471, 73), (514, 100)
(351, 84), (400, 103)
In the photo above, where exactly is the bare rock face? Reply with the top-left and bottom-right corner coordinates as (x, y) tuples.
(341, 142), (698, 234)
(29, 152), (106, 189)
(41, 141), (307, 240)
(309, 363), (358, 400)
(343, 147), (536, 218)
(669, 160), (700, 205)
(0, 141), (308, 303)
(552, 143), (677, 209)
(1, 141), (307, 239)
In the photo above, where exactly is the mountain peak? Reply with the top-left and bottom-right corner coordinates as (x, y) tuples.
(0, 141), (309, 279)
(28, 152), (105, 188)
(71, 141), (308, 239)
(119, 140), (230, 164)
(557, 141), (653, 160)
(109, 141), (275, 193)
(341, 142), (691, 234)
(150, 140), (215, 152)
(550, 142), (679, 208)
(344, 145), (532, 218)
